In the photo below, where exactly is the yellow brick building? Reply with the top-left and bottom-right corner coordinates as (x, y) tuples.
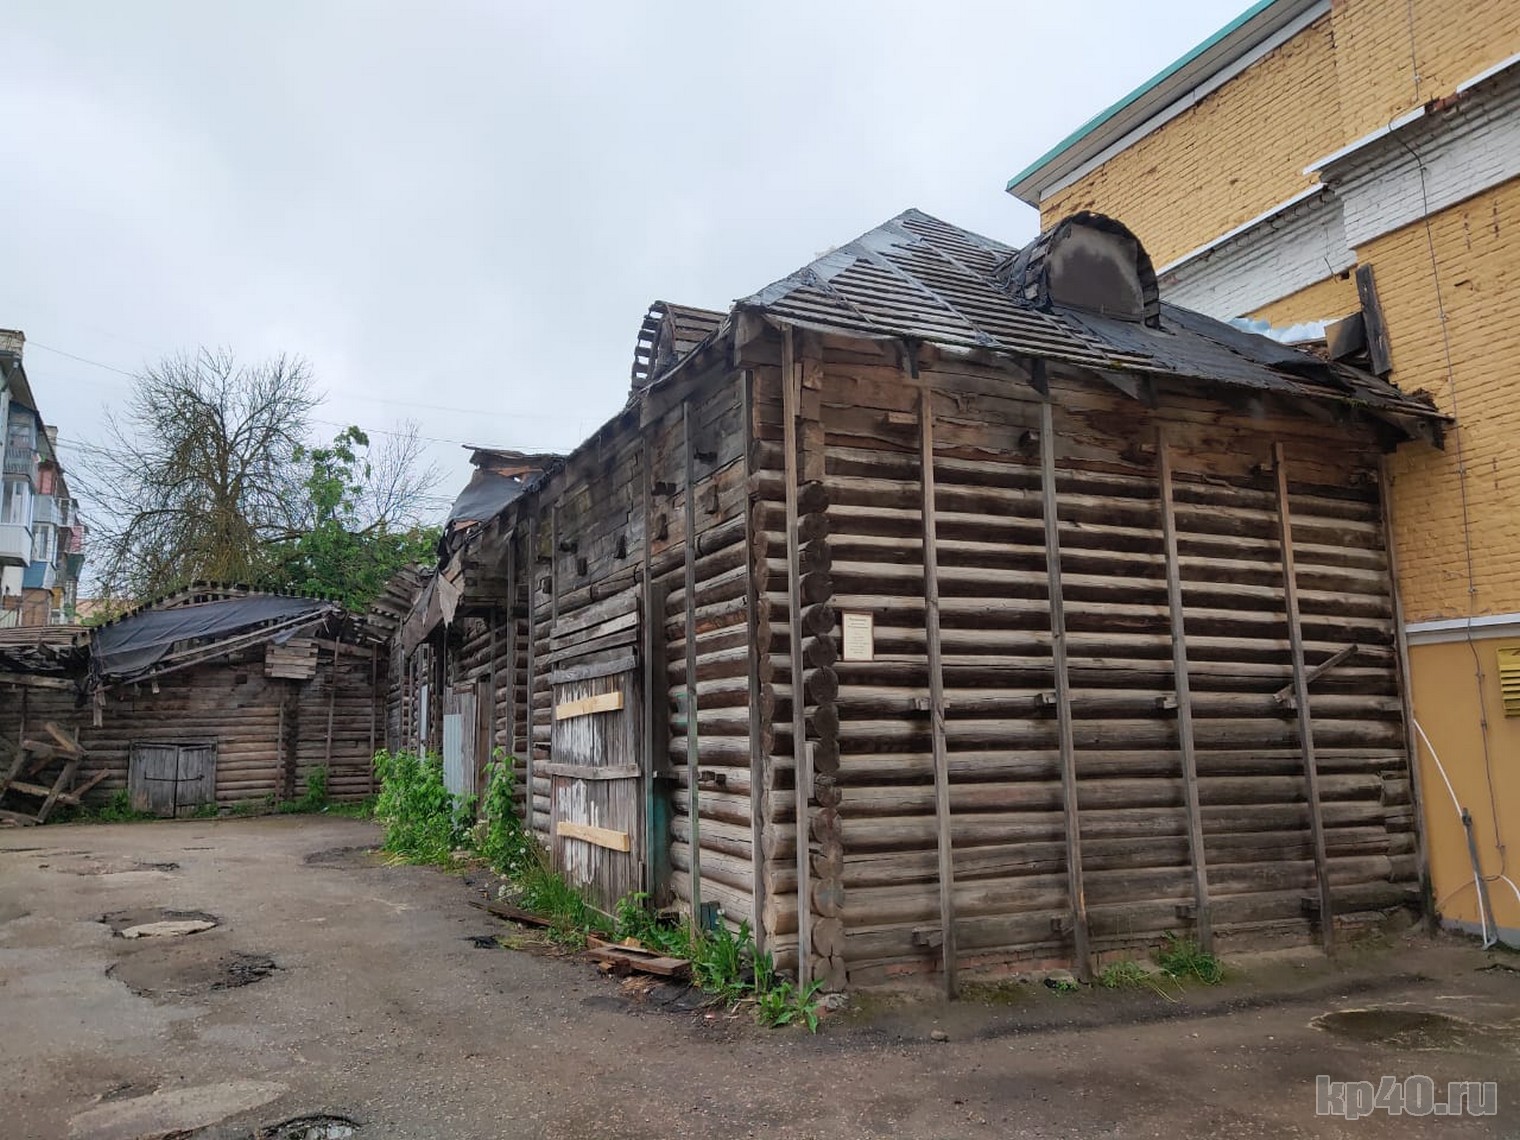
(1010, 0), (1520, 943)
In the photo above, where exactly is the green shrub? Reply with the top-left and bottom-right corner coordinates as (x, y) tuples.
(1098, 960), (1151, 989)
(477, 754), (534, 877)
(1157, 933), (1224, 984)
(372, 749), (470, 866)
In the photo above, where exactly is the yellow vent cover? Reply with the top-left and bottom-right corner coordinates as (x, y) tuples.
(1498, 647), (1520, 717)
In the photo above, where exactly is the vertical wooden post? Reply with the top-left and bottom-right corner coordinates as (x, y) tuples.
(781, 326), (813, 981)
(1040, 398), (1091, 981)
(1379, 455), (1436, 934)
(1157, 429), (1212, 952)
(682, 400), (703, 921)
(323, 648), (337, 778)
(919, 383), (957, 995)
(1274, 442), (1335, 951)
(525, 512), (538, 833)
(741, 369), (769, 951)
(505, 534), (517, 760)
(368, 644), (378, 794)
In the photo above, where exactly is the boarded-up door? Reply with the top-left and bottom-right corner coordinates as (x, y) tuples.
(550, 667), (641, 912)
(128, 742), (217, 818)
(441, 683), (488, 799)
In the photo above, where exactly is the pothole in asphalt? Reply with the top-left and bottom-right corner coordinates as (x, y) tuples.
(245, 1114), (359, 1139)
(107, 949), (278, 997)
(303, 846), (383, 869)
(48, 856), (180, 875)
(100, 908), (220, 938)
(1312, 1008), (1509, 1051)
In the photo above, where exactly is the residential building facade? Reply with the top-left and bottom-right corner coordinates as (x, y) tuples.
(1008, 0), (1520, 943)
(0, 330), (85, 626)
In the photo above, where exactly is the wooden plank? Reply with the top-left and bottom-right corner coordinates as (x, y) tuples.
(0, 808), (38, 826)
(742, 368), (769, 952)
(579, 944), (691, 979)
(554, 691), (625, 720)
(1274, 644), (1360, 706)
(641, 446), (669, 903)
(35, 756), (80, 823)
(919, 384), (957, 996)
(1041, 398), (1091, 981)
(43, 722), (83, 755)
(556, 819), (633, 852)
(683, 399), (704, 918)
(468, 898), (555, 928)
(0, 734), (27, 800)
(1355, 264), (1392, 376)
(1274, 441), (1335, 951)
(3, 779), (83, 805)
(0, 672), (75, 690)
(525, 510), (538, 817)
(1380, 453), (1436, 934)
(781, 326), (813, 982)
(72, 768), (111, 799)
(542, 762), (641, 780)
(549, 654), (638, 686)
(1157, 429), (1212, 953)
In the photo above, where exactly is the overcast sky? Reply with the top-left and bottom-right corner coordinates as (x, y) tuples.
(2, 0), (1246, 521)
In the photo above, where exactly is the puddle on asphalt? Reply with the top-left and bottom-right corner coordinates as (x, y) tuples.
(250, 1114), (359, 1139)
(1313, 1007), (1519, 1054)
(108, 950), (278, 997)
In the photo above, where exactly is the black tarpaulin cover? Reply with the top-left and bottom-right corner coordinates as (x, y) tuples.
(447, 469), (525, 524)
(92, 595), (334, 680)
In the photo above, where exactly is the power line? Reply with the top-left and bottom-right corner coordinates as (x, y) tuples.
(26, 338), (595, 424)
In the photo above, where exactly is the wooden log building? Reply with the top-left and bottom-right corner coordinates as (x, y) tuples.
(392, 211), (1445, 990)
(0, 584), (399, 818)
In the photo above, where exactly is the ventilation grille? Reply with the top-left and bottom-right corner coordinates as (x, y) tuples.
(1498, 647), (1520, 717)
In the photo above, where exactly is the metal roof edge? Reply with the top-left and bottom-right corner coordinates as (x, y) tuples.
(1006, 0), (1323, 206)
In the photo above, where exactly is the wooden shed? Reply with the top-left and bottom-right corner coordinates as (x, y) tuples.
(0, 585), (393, 820)
(393, 210), (1443, 990)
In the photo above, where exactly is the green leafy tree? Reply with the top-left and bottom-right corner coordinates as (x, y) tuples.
(267, 425), (440, 609)
(79, 350), (442, 609)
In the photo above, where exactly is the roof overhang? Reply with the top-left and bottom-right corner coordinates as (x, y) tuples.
(1007, 0), (1328, 207)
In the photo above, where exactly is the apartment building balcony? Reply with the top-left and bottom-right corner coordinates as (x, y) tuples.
(0, 522), (31, 567)
(3, 450), (38, 483)
(22, 559), (57, 591)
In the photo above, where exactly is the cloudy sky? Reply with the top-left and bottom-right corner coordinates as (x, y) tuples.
(2, 0), (1246, 517)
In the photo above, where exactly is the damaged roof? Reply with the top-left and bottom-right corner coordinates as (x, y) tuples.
(738, 208), (1441, 430)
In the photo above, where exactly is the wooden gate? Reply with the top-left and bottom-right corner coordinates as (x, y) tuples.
(128, 742), (216, 818)
(546, 589), (643, 913)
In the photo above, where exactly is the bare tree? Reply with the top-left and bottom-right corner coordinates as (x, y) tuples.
(355, 421), (446, 530)
(77, 349), (318, 601)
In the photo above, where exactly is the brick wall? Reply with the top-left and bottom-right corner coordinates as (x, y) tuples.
(1039, 0), (1520, 262)
(1376, 179), (1520, 621)
(1041, 15), (1342, 266)
(1247, 270), (1360, 326)
(1331, 0), (1520, 142)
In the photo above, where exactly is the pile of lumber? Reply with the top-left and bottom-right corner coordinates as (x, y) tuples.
(0, 722), (104, 825)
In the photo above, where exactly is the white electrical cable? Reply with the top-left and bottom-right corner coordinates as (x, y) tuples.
(1411, 716), (1495, 948)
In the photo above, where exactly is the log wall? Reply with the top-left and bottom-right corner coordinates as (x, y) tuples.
(744, 327), (1418, 986)
(2, 648), (383, 808)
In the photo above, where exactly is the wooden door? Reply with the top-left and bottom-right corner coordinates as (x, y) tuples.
(128, 744), (178, 816)
(441, 686), (479, 799)
(174, 745), (217, 815)
(549, 668), (641, 912)
(128, 742), (217, 818)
